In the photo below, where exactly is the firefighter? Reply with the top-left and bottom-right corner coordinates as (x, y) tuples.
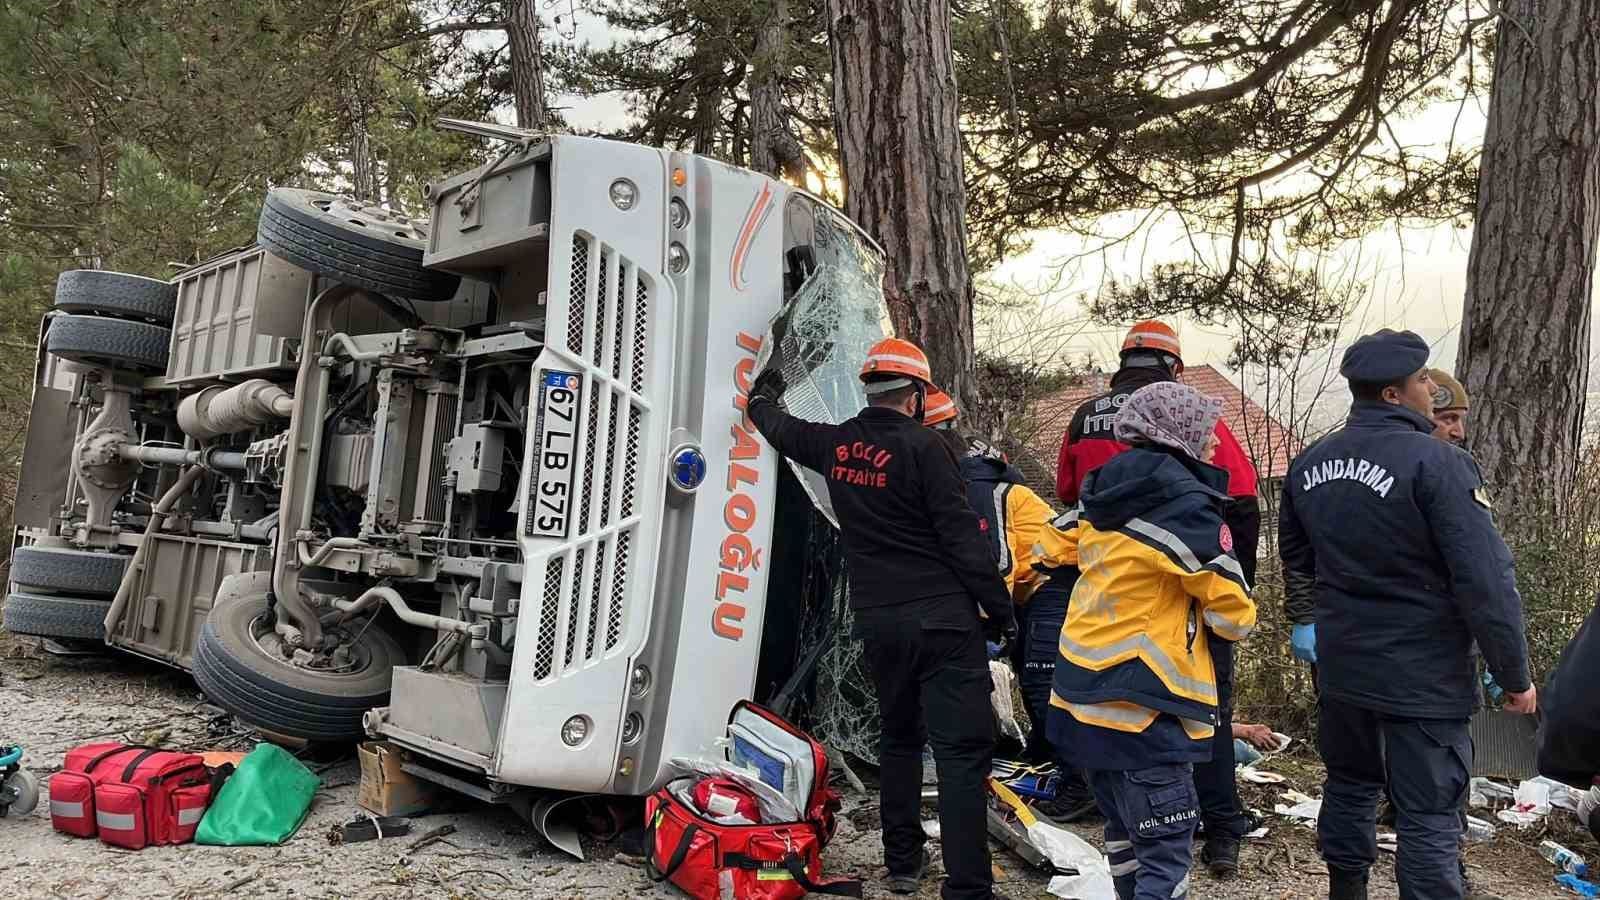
(748, 339), (1015, 900)
(1055, 320), (1261, 875)
(1278, 329), (1535, 900)
(1428, 369), (1469, 446)
(924, 388), (1100, 823)
(1035, 381), (1256, 900)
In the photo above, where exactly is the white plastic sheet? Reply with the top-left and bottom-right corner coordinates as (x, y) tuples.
(1274, 790), (1322, 824)
(990, 660), (1026, 743)
(988, 780), (1114, 899)
(1040, 823), (1117, 900)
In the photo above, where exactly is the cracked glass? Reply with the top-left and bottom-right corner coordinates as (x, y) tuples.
(756, 193), (893, 526)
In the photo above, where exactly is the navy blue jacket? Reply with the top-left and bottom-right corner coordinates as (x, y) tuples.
(1278, 401), (1530, 718)
(959, 451), (1027, 580)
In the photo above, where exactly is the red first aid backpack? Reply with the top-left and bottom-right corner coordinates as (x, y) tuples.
(645, 702), (859, 899)
(50, 743), (214, 849)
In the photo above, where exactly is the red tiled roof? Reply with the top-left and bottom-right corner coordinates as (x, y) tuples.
(1026, 365), (1302, 481)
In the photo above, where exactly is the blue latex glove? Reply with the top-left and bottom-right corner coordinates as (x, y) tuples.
(1481, 671), (1505, 704)
(1556, 874), (1599, 898)
(1291, 623), (1318, 663)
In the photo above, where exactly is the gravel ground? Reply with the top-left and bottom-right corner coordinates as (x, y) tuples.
(1, 628), (1590, 899)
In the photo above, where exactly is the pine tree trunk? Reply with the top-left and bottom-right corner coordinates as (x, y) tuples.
(750, 0), (805, 181)
(826, 0), (977, 410)
(346, 75), (376, 201)
(1457, 0), (1600, 522)
(505, 0), (548, 129)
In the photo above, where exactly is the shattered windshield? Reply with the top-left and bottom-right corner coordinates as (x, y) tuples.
(756, 193), (893, 526)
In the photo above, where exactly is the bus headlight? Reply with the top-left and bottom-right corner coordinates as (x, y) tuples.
(561, 715), (591, 747)
(609, 179), (638, 211)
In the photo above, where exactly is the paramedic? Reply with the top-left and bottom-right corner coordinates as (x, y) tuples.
(1038, 381), (1257, 900)
(1278, 329), (1534, 900)
(748, 339), (1015, 900)
(1055, 320), (1261, 875)
(925, 388), (1099, 823)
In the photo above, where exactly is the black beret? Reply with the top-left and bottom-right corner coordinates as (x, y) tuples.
(1340, 329), (1430, 384)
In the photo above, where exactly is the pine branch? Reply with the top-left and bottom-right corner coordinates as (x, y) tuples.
(371, 20), (508, 53)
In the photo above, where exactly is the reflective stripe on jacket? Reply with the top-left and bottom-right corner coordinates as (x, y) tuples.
(960, 451), (1057, 603)
(1039, 446), (1256, 754)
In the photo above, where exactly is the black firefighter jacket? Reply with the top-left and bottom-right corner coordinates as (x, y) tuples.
(747, 399), (1013, 626)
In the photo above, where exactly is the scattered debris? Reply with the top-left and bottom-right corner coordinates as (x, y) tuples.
(1498, 808), (1543, 828)
(989, 780), (1114, 899)
(1540, 839), (1591, 877)
(332, 814), (412, 844)
(1471, 777), (1517, 807)
(408, 823), (457, 852)
(1557, 873), (1600, 897)
(1274, 790), (1322, 824)
(990, 660), (1026, 744)
(1465, 815), (1496, 843)
(1531, 776), (1583, 812)
(1238, 767), (1287, 785)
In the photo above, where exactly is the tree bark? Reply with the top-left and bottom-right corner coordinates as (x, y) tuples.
(750, 0), (806, 182)
(1457, 0), (1600, 522)
(826, 0), (978, 410)
(505, 0), (548, 129)
(346, 74), (376, 201)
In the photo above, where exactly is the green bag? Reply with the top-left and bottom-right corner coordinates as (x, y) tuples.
(195, 743), (319, 846)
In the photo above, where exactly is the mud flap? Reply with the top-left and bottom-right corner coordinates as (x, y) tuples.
(527, 794), (587, 861)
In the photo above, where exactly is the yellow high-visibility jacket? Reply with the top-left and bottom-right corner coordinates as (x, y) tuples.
(1032, 446), (1256, 748)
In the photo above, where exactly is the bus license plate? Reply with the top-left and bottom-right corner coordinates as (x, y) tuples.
(528, 369), (581, 538)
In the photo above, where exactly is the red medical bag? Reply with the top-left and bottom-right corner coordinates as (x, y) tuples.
(644, 702), (859, 899)
(50, 742), (214, 849)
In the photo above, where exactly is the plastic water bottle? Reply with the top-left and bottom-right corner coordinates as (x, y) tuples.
(1541, 840), (1590, 878)
(1464, 816), (1495, 843)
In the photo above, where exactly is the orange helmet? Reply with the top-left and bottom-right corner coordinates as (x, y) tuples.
(1122, 321), (1182, 359)
(924, 388), (957, 428)
(859, 337), (933, 386)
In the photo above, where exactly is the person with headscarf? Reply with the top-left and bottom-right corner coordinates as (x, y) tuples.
(1054, 321), (1263, 877)
(1029, 381), (1257, 900)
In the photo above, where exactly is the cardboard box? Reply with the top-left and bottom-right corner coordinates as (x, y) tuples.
(357, 741), (438, 817)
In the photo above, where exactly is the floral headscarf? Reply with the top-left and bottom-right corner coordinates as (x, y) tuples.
(1113, 381), (1224, 460)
